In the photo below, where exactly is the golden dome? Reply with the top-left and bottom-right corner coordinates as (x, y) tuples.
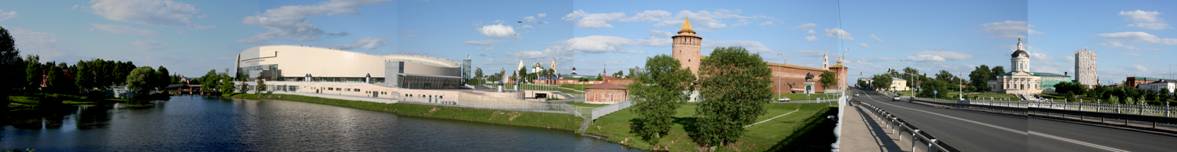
(679, 17), (694, 33)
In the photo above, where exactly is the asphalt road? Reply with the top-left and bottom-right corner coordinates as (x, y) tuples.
(852, 90), (1177, 152)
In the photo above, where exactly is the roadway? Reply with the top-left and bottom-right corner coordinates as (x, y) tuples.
(852, 90), (1177, 152)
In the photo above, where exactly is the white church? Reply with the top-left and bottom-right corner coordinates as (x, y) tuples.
(989, 38), (1043, 95)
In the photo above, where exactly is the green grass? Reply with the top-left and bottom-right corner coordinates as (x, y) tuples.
(559, 84), (588, 91)
(585, 103), (832, 151)
(233, 94), (583, 131)
(519, 83), (585, 94)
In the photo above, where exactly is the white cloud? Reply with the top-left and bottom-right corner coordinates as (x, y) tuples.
(796, 23), (817, 30)
(707, 40), (778, 54)
(1030, 52), (1049, 60)
(9, 28), (65, 58)
(982, 20), (1034, 39)
(92, 24), (157, 36)
(563, 9), (771, 29)
(464, 39), (495, 46)
(858, 43), (870, 48)
(89, 0), (202, 27)
(241, 0), (385, 42)
(908, 50), (972, 62)
(0, 9), (15, 21)
(1098, 31), (1177, 48)
(563, 10), (626, 28)
(131, 39), (164, 50)
(798, 23), (818, 42)
(870, 34), (883, 42)
(564, 35), (635, 53)
(339, 37), (385, 50)
(1120, 10), (1168, 30)
(519, 13), (547, 29)
(1132, 64), (1149, 72)
(479, 23), (517, 38)
(824, 28), (853, 40)
(628, 10), (672, 22)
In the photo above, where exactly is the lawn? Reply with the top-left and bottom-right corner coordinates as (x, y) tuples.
(234, 94), (583, 131)
(559, 84), (588, 91)
(585, 103), (832, 151)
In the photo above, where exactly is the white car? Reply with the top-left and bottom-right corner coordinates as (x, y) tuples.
(892, 96), (903, 101)
(777, 97), (791, 103)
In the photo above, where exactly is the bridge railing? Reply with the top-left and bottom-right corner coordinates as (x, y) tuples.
(855, 100), (957, 152)
(910, 97), (1177, 132)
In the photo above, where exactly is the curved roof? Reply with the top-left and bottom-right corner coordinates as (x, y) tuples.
(1011, 49), (1028, 58)
(256, 45), (460, 68)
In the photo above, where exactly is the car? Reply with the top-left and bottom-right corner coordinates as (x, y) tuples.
(777, 97), (791, 103)
(892, 96), (902, 101)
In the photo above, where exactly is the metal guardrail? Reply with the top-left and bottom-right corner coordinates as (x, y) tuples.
(912, 98), (1177, 132)
(855, 100), (956, 152)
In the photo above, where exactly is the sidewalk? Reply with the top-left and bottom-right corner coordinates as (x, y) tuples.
(840, 103), (907, 152)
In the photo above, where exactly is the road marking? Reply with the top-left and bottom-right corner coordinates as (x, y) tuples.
(745, 108), (801, 128)
(866, 96), (1128, 152)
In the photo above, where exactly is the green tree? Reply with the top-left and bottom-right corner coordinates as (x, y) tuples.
(126, 67), (156, 100)
(819, 71), (836, 90)
(856, 79), (871, 90)
(217, 74), (236, 96)
(871, 75), (893, 91)
(990, 66), (1006, 76)
(156, 66), (171, 90)
(0, 26), (22, 109)
(968, 64), (993, 91)
(613, 70), (624, 78)
(255, 78), (267, 94)
(472, 67), (484, 85)
(199, 70), (220, 95)
(25, 55), (42, 91)
(628, 55), (694, 145)
(692, 47), (772, 149)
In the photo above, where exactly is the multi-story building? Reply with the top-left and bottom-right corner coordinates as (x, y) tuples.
(1138, 80), (1176, 94)
(1075, 49), (1097, 88)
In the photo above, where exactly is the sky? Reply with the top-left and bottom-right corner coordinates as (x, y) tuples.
(0, 0), (1174, 85)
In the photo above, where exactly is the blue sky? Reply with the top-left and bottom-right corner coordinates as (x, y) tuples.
(0, 0), (1174, 84)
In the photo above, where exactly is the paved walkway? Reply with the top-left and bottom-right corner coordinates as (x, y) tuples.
(840, 103), (907, 152)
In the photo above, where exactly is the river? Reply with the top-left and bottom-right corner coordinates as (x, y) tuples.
(1, 96), (636, 151)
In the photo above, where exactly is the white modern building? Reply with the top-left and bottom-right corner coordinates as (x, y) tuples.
(1138, 80), (1176, 94)
(237, 45), (465, 89)
(1075, 49), (1097, 88)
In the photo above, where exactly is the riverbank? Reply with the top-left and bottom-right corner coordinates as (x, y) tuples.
(231, 94), (582, 132)
(586, 103), (833, 151)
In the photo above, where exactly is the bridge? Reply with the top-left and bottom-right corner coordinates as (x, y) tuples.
(842, 89), (1177, 152)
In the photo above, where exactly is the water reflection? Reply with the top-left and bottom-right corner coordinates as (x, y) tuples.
(1, 96), (636, 151)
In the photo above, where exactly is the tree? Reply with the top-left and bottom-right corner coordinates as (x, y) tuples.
(156, 66), (171, 91)
(819, 71), (836, 90)
(126, 67), (156, 100)
(0, 26), (21, 110)
(255, 78), (267, 94)
(25, 55), (42, 91)
(217, 74), (236, 96)
(990, 66), (1006, 76)
(472, 67), (484, 85)
(934, 70), (961, 91)
(692, 47), (772, 149)
(968, 65), (993, 92)
(871, 75), (893, 91)
(856, 79), (871, 90)
(612, 70), (624, 78)
(628, 55), (694, 145)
